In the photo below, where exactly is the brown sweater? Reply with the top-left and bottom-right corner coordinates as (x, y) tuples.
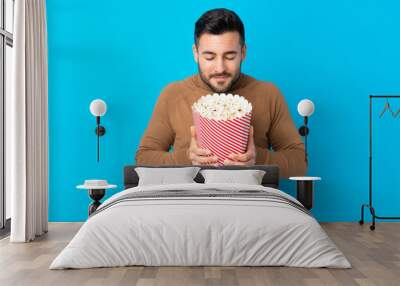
(135, 73), (307, 178)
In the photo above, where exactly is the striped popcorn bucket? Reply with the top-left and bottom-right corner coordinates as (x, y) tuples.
(192, 111), (252, 166)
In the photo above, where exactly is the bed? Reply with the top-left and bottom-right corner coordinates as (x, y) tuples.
(50, 165), (351, 269)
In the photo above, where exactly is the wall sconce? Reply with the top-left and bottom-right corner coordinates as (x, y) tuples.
(297, 99), (315, 164)
(90, 99), (107, 162)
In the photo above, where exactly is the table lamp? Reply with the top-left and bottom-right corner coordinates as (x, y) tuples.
(297, 99), (315, 164)
(90, 99), (107, 162)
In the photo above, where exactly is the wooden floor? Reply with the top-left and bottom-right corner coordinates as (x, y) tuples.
(0, 223), (399, 286)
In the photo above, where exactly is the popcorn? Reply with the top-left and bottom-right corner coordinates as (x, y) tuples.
(192, 93), (252, 120)
(192, 93), (252, 166)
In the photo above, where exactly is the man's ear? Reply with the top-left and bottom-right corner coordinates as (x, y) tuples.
(192, 44), (199, 63)
(241, 44), (247, 61)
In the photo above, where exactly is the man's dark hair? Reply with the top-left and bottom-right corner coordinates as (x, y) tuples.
(194, 8), (245, 47)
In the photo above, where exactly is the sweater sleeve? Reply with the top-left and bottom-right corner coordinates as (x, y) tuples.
(255, 85), (307, 178)
(135, 87), (191, 165)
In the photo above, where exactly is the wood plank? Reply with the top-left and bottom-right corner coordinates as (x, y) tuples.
(0, 222), (399, 286)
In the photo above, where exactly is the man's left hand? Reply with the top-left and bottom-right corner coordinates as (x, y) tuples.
(224, 126), (256, 166)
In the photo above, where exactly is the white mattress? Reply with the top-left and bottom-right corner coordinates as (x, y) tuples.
(50, 183), (351, 269)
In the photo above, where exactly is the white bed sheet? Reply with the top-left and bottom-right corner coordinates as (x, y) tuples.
(50, 183), (351, 269)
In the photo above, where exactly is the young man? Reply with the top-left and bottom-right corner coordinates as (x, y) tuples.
(135, 8), (307, 178)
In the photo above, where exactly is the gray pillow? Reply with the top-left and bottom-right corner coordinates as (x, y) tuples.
(200, 169), (266, 185)
(135, 167), (201, 186)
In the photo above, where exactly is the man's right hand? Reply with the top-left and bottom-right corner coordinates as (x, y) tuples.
(187, 126), (218, 165)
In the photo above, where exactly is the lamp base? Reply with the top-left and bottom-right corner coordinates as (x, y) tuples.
(95, 126), (106, 136)
(298, 126), (309, 136)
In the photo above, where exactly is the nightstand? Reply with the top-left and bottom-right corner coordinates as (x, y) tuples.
(77, 180), (117, 216)
(289, 176), (321, 210)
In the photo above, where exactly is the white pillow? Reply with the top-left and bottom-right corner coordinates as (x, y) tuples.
(135, 167), (201, 186)
(200, 169), (266, 185)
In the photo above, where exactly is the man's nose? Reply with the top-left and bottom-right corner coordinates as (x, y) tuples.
(214, 58), (226, 74)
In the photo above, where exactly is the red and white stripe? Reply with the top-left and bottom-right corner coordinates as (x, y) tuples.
(192, 111), (252, 165)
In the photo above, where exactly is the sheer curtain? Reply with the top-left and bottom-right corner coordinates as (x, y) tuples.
(7, 0), (48, 242)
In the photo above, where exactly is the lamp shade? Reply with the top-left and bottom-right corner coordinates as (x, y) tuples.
(297, 99), (315, 117)
(90, 99), (107, 117)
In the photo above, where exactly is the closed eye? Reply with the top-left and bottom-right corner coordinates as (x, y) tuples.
(202, 52), (216, 61)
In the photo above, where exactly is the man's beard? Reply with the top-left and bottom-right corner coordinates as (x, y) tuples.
(198, 64), (241, 93)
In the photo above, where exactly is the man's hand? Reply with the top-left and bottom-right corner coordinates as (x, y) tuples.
(187, 126), (219, 165)
(224, 126), (256, 166)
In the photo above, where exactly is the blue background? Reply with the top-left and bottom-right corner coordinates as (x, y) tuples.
(47, 0), (400, 222)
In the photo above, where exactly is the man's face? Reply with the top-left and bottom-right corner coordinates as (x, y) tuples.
(193, 31), (246, 93)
